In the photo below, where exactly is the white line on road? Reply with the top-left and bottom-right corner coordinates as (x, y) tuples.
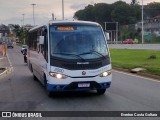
(113, 70), (160, 83)
(7, 53), (13, 67)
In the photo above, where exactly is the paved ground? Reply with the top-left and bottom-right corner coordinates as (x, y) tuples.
(0, 55), (9, 69)
(0, 49), (12, 78)
(0, 46), (160, 120)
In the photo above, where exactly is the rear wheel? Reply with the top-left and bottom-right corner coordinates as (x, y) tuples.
(33, 74), (38, 81)
(31, 64), (37, 81)
(97, 89), (106, 94)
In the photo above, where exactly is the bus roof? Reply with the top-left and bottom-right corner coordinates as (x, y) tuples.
(29, 20), (100, 32)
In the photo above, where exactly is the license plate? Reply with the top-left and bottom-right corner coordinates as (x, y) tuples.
(78, 83), (90, 88)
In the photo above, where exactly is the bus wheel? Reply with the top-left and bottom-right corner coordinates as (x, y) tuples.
(30, 64), (33, 72)
(44, 75), (47, 88)
(33, 75), (38, 81)
(44, 75), (53, 97)
(47, 91), (53, 97)
(97, 89), (106, 94)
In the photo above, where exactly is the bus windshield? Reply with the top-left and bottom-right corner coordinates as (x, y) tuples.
(50, 25), (108, 60)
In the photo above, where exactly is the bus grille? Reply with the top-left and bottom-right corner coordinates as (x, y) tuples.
(62, 62), (102, 70)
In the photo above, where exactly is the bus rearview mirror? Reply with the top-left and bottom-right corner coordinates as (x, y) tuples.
(39, 36), (44, 45)
(105, 32), (110, 41)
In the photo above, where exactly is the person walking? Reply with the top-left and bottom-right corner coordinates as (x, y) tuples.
(23, 48), (27, 63)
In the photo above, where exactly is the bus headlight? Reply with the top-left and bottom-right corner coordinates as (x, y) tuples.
(99, 70), (112, 77)
(49, 72), (67, 79)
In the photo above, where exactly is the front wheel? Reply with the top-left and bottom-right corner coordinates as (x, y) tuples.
(44, 75), (53, 97)
(47, 91), (54, 97)
(97, 89), (106, 94)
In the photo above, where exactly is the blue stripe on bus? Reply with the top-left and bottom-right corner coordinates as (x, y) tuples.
(47, 82), (111, 92)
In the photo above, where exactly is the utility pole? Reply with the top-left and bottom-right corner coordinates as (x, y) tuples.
(22, 14), (25, 27)
(116, 22), (118, 44)
(142, 0), (144, 44)
(62, 0), (64, 20)
(31, 3), (36, 26)
(20, 19), (23, 27)
(22, 14), (25, 44)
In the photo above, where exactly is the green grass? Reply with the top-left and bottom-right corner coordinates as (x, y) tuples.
(109, 49), (160, 76)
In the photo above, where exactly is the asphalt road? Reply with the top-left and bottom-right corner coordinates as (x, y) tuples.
(108, 44), (160, 50)
(0, 46), (160, 120)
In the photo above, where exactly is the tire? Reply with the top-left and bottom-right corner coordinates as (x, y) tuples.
(30, 64), (37, 81)
(33, 74), (38, 81)
(97, 89), (106, 94)
(30, 64), (33, 72)
(44, 74), (53, 97)
(47, 91), (53, 97)
(44, 74), (47, 89)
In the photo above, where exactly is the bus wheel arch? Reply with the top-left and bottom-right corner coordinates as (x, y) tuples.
(43, 73), (53, 97)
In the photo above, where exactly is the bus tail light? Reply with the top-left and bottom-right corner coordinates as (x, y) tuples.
(99, 70), (112, 77)
(49, 72), (67, 79)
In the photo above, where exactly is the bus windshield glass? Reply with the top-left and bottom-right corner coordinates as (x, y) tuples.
(50, 25), (108, 60)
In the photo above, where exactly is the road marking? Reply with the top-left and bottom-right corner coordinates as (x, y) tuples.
(6, 53), (13, 67)
(113, 70), (160, 83)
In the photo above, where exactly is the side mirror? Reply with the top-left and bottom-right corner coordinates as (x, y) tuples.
(105, 32), (110, 41)
(39, 36), (44, 45)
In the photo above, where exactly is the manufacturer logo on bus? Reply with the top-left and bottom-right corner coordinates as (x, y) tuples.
(82, 71), (86, 75)
(77, 62), (89, 64)
(54, 68), (64, 73)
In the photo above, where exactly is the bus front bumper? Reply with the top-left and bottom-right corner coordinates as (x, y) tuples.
(47, 81), (111, 92)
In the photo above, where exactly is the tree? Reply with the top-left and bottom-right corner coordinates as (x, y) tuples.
(144, 2), (160, 18)
(74, 5), (94, 21)
(93, 3), (112, 26)
(131, 0), (139, 6)
(74, 1), (141, 26)
(12, 24), (21, 37)
(111, 1), (137, 25)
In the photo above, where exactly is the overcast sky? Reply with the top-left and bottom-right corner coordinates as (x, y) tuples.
(0, 0), (159, 26)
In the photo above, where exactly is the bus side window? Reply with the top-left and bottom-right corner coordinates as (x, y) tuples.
(41, 27), (48, 61)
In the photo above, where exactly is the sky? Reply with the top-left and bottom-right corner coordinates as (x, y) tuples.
(0, 0), (159, 26)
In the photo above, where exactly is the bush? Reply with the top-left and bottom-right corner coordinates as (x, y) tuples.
(148, 55), (157, 60)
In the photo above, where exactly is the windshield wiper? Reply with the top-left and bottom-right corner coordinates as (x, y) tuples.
(79, 50), (106, 59)
(53, 52), (86, 62)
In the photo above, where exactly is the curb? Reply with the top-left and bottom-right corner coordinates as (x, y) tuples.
(0, 67), (13, 77)
(0, 68), (6, 76)
(0, 53), (13, 78)
(113, 67), (160, 81)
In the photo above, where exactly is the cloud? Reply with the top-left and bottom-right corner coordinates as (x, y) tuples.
(1, 0), (160, 25)
(70, 3), (88, 10)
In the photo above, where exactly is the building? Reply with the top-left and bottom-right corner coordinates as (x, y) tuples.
(136, 16), (160, 36)
(22, 24), (33, 31)
(0, 24), (10, 38)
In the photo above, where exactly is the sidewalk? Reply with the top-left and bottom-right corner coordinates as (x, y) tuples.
(0, 53), (12, 77)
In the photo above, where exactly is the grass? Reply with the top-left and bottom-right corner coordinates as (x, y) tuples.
(109, 49), (160, 76)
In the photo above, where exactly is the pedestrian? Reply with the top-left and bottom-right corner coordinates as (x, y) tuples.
(23, 48), (27, 63)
